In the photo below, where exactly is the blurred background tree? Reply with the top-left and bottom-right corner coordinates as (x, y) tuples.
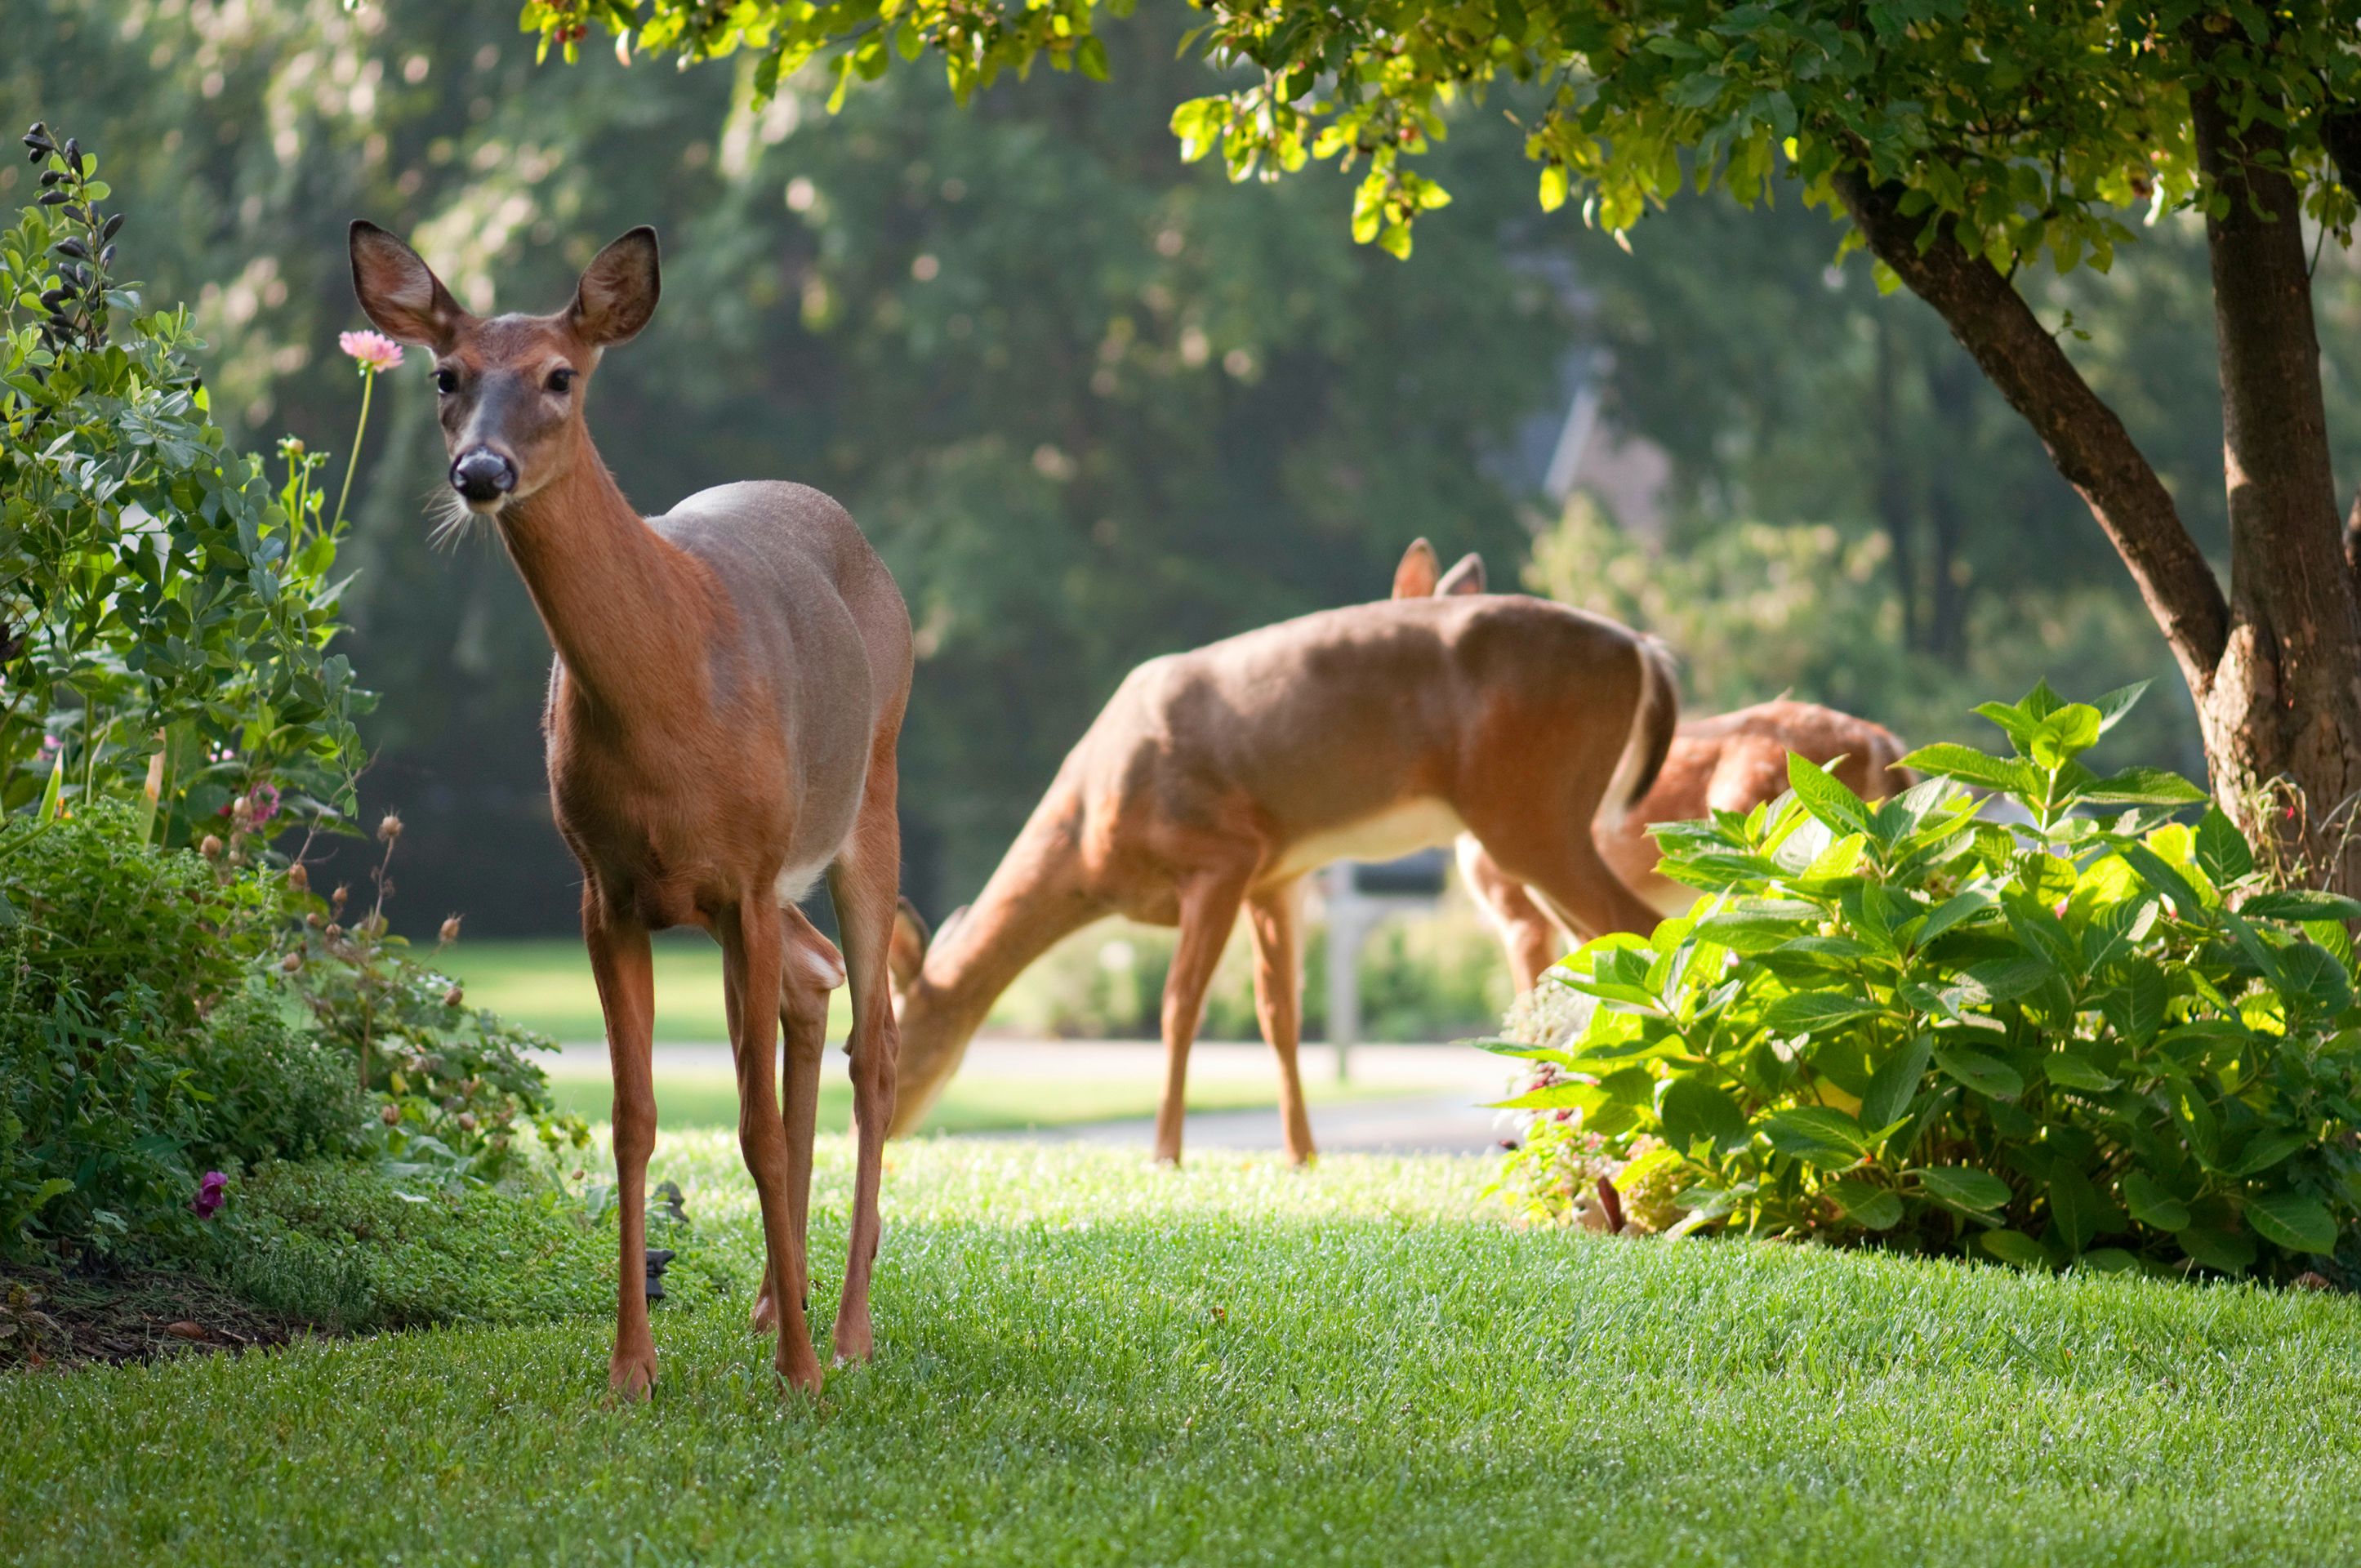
(11, 0), (2326, 938)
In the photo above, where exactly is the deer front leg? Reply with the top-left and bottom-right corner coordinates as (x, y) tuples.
(583, 898), (658, 1400)
(1155, 868), (1252, 1165)
(1245, 879), (1316, 1165)
(753, 906), (840, 1337)
(720, 897), (822, 1393)
(827, 782), (902, 1365)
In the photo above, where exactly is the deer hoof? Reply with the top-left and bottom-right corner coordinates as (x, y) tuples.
(608, 1346), (658, 1401)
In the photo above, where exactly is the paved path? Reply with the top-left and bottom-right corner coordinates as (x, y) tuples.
(557, 1038), (1514, 1156)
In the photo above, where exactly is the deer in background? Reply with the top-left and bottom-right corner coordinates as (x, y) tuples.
(1389, 539), (1913, 988)
(883, 572), (1678, 1165)
(350, 222), (913, 1397)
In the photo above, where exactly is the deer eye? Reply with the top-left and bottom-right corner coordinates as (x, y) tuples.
(434, 367), (459, 395)
(546, 368), (574, 394)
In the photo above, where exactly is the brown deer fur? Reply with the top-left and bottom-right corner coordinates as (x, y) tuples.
(884, 577), (1679, 1165)
(350, 221), (912, 1396)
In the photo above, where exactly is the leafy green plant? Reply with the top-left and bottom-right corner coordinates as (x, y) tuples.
(1490, 682), (2361, 1279)
(275, 817), (588, 1186)
(2, 123), (367, 841)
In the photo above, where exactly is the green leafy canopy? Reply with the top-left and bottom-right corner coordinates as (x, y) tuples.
(533, 2), (2361, 263)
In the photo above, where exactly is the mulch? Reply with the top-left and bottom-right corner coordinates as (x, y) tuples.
(1, 1263), (319, 1371)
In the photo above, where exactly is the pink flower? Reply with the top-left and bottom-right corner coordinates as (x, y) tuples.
(190, 1170), (227, 1219)
(340, 330), (404, 374)
(250, 782), (281, 825)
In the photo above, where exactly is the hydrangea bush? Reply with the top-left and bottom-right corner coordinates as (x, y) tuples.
(1490, 683), (2361, 1281)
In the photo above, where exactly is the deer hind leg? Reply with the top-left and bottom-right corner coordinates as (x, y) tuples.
(1155, 864), (1254, 1166)
(720, 895), (822, 1392)
(826, 763), (903, 1365)
(1455, 835), (1563, 991)
(1463, 801), (1661, 947)
(583, 897), (658, 1400)
(753, 904), (840, 1337)
(1246, 878), (1316, 1165)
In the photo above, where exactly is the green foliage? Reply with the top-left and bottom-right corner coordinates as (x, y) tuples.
(0, 804), (335, 1257)
(275, 826), (590, 1184)
(557, 2), (2361, 265)
(1491, 682), (2361, 1278)
(217, 1160), (719, 1331)
(1, 125), (366, 841)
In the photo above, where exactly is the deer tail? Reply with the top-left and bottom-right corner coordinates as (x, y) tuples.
(1598, 635), (1680, 831)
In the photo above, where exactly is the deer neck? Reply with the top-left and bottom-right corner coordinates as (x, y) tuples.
(898, 818), (1106, 1094)
(495, 430), (704, 721)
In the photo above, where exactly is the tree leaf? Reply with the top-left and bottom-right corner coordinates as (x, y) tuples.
(2118, 844), (2210, 923)
(2194, 806), (2254, 888)
(1787, 751), (1874, 837)
(1914, 1165), (2011, 1212)
(1896, 742), (2039, 798)
(2046, 1170), (2108, 1255)
(1765, 991), (1884, 1031)
(1979, 1229), (2054, 1270)
(1485, 1083), (1603, 1112)
(2092, 680), (2149, 735)
(2042, 1051), (2117, 1092)
(2245, 1191), (2338, 1255)
(2224, 1129), (2308, 1178)
(2241, 889), (2361, 923)
(2175, 1223), (2256, 1276)
(1858, 1031), (1933, 1130)
(1825, 1178), (1903, 1230)
(2118, 1171), (2190, 1232)
(2081, 766), (2207, 806)
(1761, 1106), (1868, 1165)
(1659, 1076), (1748, 1154)
(1932, 1043), (2023, 1100)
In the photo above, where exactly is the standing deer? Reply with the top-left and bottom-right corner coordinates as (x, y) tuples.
(349, 222), (913, 1396)
(1388, 540), (1913, 987)
(883, 581), (1679, 1165)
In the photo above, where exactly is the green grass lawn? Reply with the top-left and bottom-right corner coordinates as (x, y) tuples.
(11, 1134), (2361, 1566)
(541, 1056), (1393, 1134)
(443, 934), (800, 1043)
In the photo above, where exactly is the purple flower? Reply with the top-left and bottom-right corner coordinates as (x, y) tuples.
(189, 1170), (227, 1219)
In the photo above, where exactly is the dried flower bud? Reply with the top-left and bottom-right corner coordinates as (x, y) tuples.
(286, 862), (310, 894)
(443, 983), (465, 1009)
(380, 1102), (402, 1125)
(377, 812), (403, 843)
(457, 1111), (479, 1133)
(332, 884), (350, 911)
(199, 834), (223, 859)
(279, 951), (302, 973)
(324, 922), (342, 938)
(439, 914), (463, 944)
(305, 911), (323, 928)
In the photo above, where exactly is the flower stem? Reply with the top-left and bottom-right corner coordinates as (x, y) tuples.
(332, 368), (375, 534)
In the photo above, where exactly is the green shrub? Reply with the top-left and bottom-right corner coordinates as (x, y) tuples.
(216, 1160), (724, 1332)
(1490, 682), (2361, 1280)
(2, 124), (367, 840)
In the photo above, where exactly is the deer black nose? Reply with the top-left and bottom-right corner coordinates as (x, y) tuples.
(451, 448), (515, 502)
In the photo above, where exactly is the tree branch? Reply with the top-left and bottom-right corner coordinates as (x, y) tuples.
(1832, 169), (2231, 690)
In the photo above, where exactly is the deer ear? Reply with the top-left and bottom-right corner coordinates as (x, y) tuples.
(1436, 553), (1487, 596)
(348, 221), (466, 350)
(888, 897), (931, 991)
(1392, 538), (1441, 599)
(569, 226), (661, 347)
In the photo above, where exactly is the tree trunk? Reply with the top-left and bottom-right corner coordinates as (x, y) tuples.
(2189, 73), (2361, 884)
(1834, 143), (2361, 889)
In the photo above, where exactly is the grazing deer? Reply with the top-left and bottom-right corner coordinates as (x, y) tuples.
(884, 572), (1679, 1165)
(349, 222), (913, 1396)
(1390, 541), (1912, 987)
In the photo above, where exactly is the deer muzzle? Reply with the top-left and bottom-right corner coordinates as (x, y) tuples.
(451, 447), (517, 505)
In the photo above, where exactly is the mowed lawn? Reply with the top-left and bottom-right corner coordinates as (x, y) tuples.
(10, 1135), (2361, 1567)
(459, 937), (1403, 1134)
